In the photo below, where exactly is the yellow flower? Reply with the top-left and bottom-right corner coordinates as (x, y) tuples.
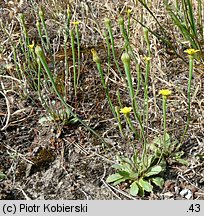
(184, 48), (199, 55)
(28, 41), (34, 49)
(159, 89), (172, 97)
(120, 107), (132, 115)
(72, 21), (80, 25)
(144, 56), (151, 62)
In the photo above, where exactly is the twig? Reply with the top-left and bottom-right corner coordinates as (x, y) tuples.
(0, 91), (10, 131)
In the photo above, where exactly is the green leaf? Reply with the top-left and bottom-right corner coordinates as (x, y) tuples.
(106, 173), (123, 183)
(0, 172), (6, 181)
(174, 158), (188, 166)
(138, 185), (144, 197)
(132, 151), (139, 165)
(130, 181), (139, 196)
(112, 164), (125, 170)
(38, 116), (53, 126)
(121, 162), (132, 172)
(121, 157), (133, 166)
(118, 170), (130, 177)
(147, 155), (155, 168)
(165, 133), (171, 147)
(68, 117), (78, 124)
(113, 177), (128, 186)
(129, 171), (138, 179)
(138, 178), (153, 192)
(144, 165), (162, 177)
(152, 177), (164, 188)
(153, 136), (162, 146)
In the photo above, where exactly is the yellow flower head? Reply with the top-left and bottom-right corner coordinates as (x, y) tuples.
(72, 21), (80, 25)
(159, 89), (172, 97)
(184, 48), (199, 55)
(120, 107), (132, 115)
(28, 41), (34, 49)
(144, 56), (151, 62)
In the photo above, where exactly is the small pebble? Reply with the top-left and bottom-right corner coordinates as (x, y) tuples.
(180, 188), (192, 199)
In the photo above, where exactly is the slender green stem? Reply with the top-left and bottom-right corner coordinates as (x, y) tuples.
(126, 115), (139, 138)
(104, 31), (111, 76)
(12, 46), (21, 80)
(143, 28), (151, 127)
(162, 96), (167, 152)
(19, 13), (30, 48)
(144, 28), (150, 56)
(104, 18), (122, 77)
(197, 0), (203, 39)
(91, 49), (116, 118)
(70, 29), (77, 97)
(144, 57), (151, 126)
(116, 90), (122, 108)
(118, 17), (138, 65)
(127, 9), (131, 38)
(64, 33), (69, 99)
(121, 53), (144, 141)
(36, 21), (47, 52)
(64, 7), (71, 100)
(75, 24), (81, 88)
(136, 63), (142, 96)
(96, 62), (116, 118)
(39, 9), (51, 52)
(37, 58), (42, 103)
(181, 55), (193, 142)
(115, 106), (124, 138)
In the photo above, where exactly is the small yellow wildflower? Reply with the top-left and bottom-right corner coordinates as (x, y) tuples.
(144, 56), (151, 62)
(184, 48), (199, 55)
(28, 41), (34, 49)
(159, 89), (172, 97)
(120, 107), (132, 115)
(72, 21), (80, 25)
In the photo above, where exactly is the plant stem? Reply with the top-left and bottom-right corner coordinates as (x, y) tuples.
(105, 18), (122, 77)
(115, 106), (124, 138)
(162, 96), (167, 152)
(181, 54), (193, 142)
(70, 29), (77, 97)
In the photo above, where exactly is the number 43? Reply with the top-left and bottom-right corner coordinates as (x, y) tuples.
(188, 204), (200, 212)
